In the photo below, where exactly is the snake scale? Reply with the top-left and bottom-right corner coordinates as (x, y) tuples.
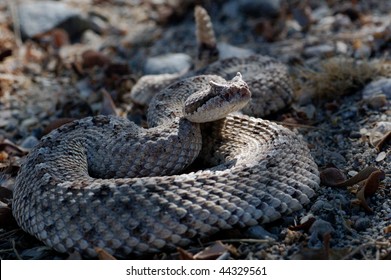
(12, 57), (320, 258)
(12, 5), (319, 257)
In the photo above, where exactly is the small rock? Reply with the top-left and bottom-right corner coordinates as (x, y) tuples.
(308, 219), (334, 248)
(349, 131), (361, 139)
(21, 117), (39, 129)
(335, 41), (349, 54)
(143, 53), (192, 75)
(303, 44), (335, 58)
(375, 151), (387, 162)
(311, 5), (331, 22)
(310, 200), (333, 213)
(348, 170), (358, 177)
(293, 104), (316, 119)
(362, 78), (391, 100)
(354, 217), (371, 231)
(18, 1), (92, 39)
(365, 95), (388, 109)
(309, 219), (334, 236)
(354, 43), (372, 59)
(217, 43), (255, 59)
(331, 14), (352, 31)
(245, 225), (277, 240)
(20, 135), (39, 149)
(237, 0), (281, 18)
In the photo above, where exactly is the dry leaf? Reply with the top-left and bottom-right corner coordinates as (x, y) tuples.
(284, 229), (303, 244)
(0, 151), (8, 161)
(34, 28), (70, 49)
(82, 50), (111, 69)
(289, 216), (316, 232)
(320, 166), (380, 187)
(0, 141), (28, 157)
(177, 247), (195, 260)
(354, 169), (385, 213)
(94, 247), (117, 260)
(193, 241), (236, 260)
(43, 118), (76, 135)
(363, 169), (385, 197)
(320, 167), (346, 187)
(384, 225), (391, 234)
(374, 131), (391, 152)
(105, 63), (131, 77)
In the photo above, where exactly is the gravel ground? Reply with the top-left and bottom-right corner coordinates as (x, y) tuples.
(0, 0), (390, 260)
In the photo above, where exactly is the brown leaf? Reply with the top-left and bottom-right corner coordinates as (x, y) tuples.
(0, 141), (28, 157)
(355, 189), (373, 213)
(0, 151), (8, 161)
(94, 247), (117, 260)
(289, 216), (316, 232)
(374, 131), (391, 152)
(320, 167), (346, 187)
(105, 63), (131, 77)
(320, 166), (380, 188)
(43, 118), (76, 135)
(193, 241), (236, 260)
(82, 50), (111, 69)
(177, 247), (195, 260)
(354, 169), (385, 213)
(323, 232), (331, 259)
(363, 169), (385, 197)
(34, 28), (70, 49)
(384, 225), (391, 234)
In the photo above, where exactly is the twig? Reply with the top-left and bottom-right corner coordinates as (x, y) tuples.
(11, 238), (22, 260)
(342, 241), (390, 260)
(7, 0), (22, 51)
(216, 238), (276, 244)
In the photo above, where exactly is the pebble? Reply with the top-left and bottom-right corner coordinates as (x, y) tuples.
(349, 131), (361, 139)
(20, 135), (39, 149)
(245, 225), (277, 240)
(335, 41), (349, 54)
(354, 217), (371, 231)
(375, 151), (387, 162)
(311, 6), (331, 22)
(217, 43), (255, 59)
(18, 1), (92, 39)
(143, 53), (192, 75)
(354, 43), (372, 59)
(308, 219), (335, 248)
(237, 0), (281, 18)
(365, 95), (387, 109)
(303, 44), (335, 58)
(362, 78), (391, 100)
(310, 200), (333, 213)
(21, 117), (39, 129)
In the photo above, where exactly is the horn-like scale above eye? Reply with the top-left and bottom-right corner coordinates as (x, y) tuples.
(184, 73), (251, 123)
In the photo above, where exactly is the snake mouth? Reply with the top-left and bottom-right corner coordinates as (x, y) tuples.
(184, 73), (251, 123)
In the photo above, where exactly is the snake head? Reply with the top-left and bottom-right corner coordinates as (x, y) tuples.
(184, 72), (251, 123)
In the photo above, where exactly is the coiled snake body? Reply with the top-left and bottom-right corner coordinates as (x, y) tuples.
(12, 57), (319, 258)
